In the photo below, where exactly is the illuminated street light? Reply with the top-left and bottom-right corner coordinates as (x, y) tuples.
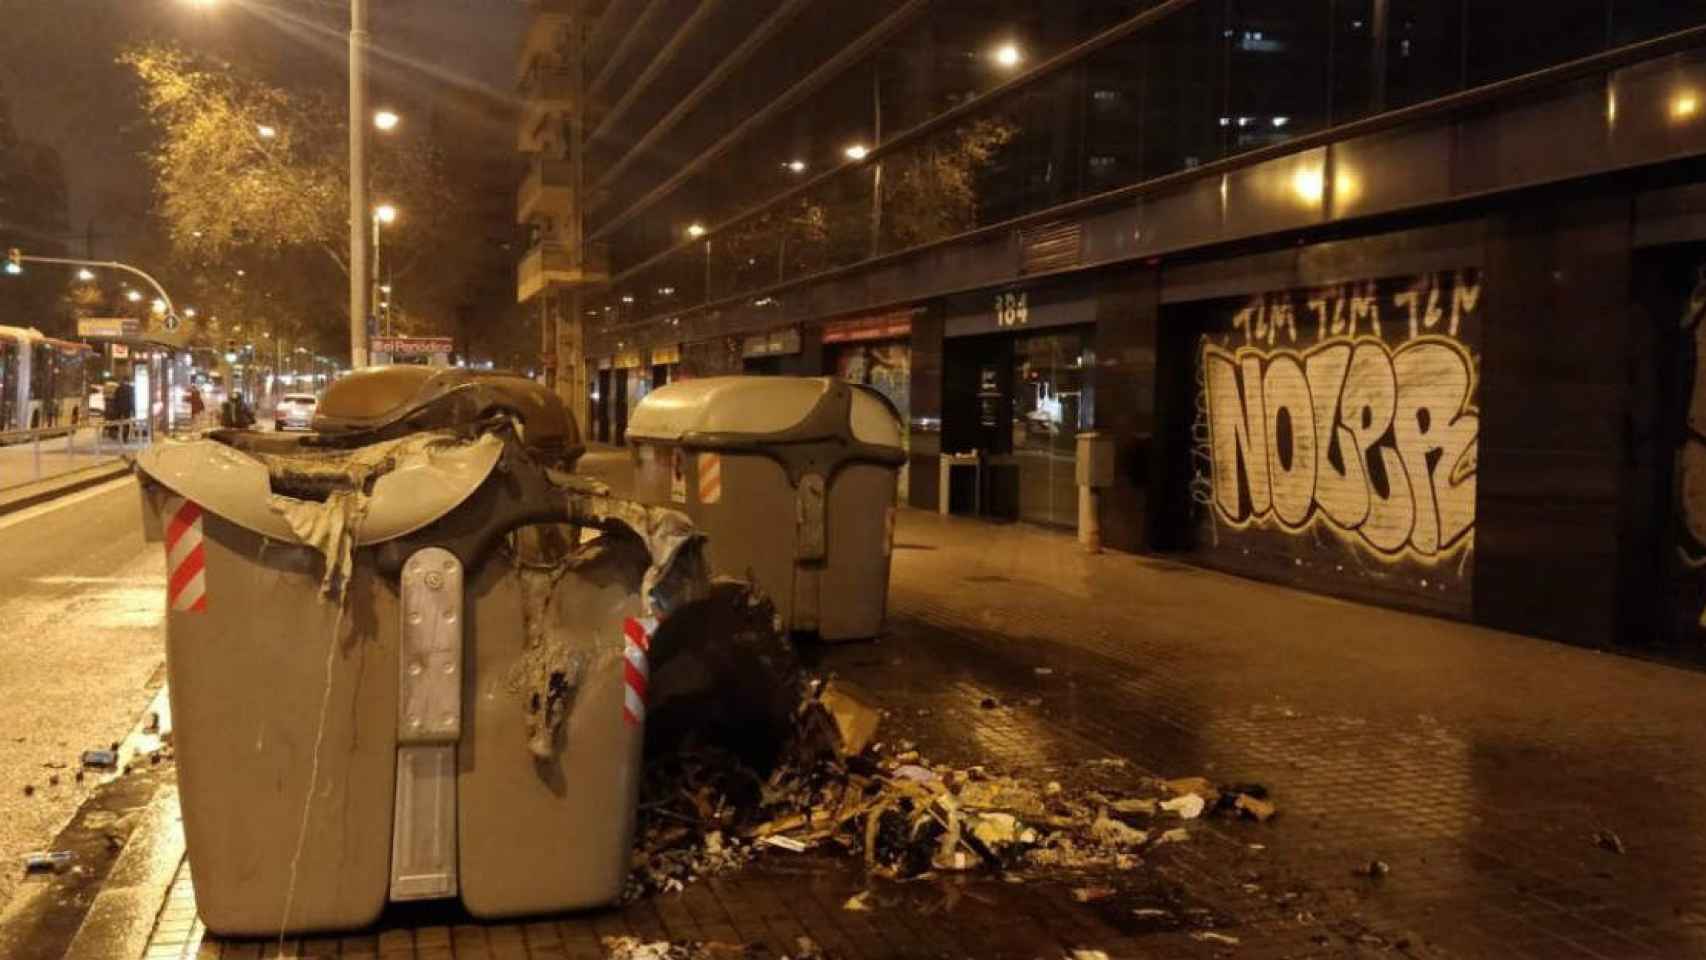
(184, 308), (198, 319)
(374, 110), (400, 132)
(76, 268), (95, 281)
(126, 289), (143, 303)
(374, 203), (398, 225)
(151, 298), (168, 314)
(844, 144), (869, 161)
(257, 124), (278, 139)
(685, 223), (707, 239)
(784, 159), (808, 174)
(992, 43), (1023, 68)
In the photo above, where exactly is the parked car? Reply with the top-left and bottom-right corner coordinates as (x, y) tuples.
(273, 393), (319, 431)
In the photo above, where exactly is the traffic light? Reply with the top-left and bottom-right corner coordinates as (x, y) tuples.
(3, 248), (20, 275)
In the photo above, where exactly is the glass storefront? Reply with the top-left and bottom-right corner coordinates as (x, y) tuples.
(584, 0), (1706, 336)
(828, 336), (913, 499)
(1010, 329), (1092, 528)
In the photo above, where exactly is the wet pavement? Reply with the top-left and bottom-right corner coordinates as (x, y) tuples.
(61, 446), (1706, 957)
(0, 476), (167, 915)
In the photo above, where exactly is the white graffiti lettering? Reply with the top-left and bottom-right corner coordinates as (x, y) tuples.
(1204, 336), (1478, 559)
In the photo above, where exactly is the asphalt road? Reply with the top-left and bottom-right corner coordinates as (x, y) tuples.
(0, 477), (165, 912)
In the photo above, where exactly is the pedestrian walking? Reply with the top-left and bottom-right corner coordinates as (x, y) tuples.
(109, 380), (135, 443)
(187, 385), (205, 424)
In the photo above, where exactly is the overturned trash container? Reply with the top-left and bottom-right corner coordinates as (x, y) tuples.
(135, 426), (706, 936)
(626, 376), (905, 640)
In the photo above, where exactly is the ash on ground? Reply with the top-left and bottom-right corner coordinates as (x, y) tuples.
(626, 678), (1274, 901)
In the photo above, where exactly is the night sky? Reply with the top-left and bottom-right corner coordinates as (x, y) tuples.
(0, 0), (525, 255)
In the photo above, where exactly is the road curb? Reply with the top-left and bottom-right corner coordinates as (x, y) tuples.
(0, 460), (133, 517)
(0, 687), (182, 960)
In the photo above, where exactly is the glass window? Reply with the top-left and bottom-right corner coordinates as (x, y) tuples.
(1465, 0), (1607, 87)
(1141, 2), (1228, 178)
(1011, 328), (1093, 528)
(1613, 1), (1706, 44)
(1225, 0), (1331, 148)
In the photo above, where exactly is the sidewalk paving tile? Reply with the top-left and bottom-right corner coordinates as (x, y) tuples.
(134, 459), (1706, 957)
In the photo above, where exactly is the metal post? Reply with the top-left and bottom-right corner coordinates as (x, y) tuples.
(349, 0), (371, 370)
(869, 67), (883, 258)
(32, 430), (41, 481)
(372, 212), (384, 338)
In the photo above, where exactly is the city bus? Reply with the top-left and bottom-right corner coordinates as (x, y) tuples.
(0, 325), (95, 431)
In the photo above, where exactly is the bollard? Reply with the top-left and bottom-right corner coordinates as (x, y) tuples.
(1074, 432), (1115, 555)
(1078, 484), (1102, 554)
(31, 430), (41, 481)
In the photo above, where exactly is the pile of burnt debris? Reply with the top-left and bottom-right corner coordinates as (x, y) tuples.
(626, 679), (1274, 900)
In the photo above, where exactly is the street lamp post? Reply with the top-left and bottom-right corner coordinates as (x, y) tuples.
(373, 204), (396, 338)
(349, 0), (370, 369)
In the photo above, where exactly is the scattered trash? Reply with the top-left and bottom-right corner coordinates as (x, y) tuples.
(1594, 830), (1626, 855)
(625, 670), (1277, 918)
(1233, 794), (1277, 822)
(143, 712), (161, 734)
(1160, 794), (1206, 820)
(1191, 931), (1241, 946)
(22, 851), (73, 874)
(816, 682), (881, 758)
(892, 764), (938, 783)
(104, 833), (125, 854)
(600, 936), (781, 960)
(1355, 859), (1390, 879)
(1090, 813), (1148, 848)
(80, 750), (118, 770)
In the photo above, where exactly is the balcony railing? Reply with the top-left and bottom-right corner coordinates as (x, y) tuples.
(517, 240), (610, 303)
(517, 158), (574, 224)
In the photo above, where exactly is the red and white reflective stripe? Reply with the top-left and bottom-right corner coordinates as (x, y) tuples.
(622, 616), (655, 727)
(697, 453), (722, 504)
(164, 497), (208, 613)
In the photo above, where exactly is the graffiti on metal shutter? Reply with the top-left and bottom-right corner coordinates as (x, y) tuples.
(1190, 269), (1482, 611)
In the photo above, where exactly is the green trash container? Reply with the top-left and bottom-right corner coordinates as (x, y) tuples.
(135, 427), (703, 936)
(625, 376), (905, 641)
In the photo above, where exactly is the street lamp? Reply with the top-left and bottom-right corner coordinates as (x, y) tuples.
(373, 204), (398, 336)
(844, 143), (869, 161)
(685, 223), (707, 239)
(992, 43), (1023, 69)
(126, 289), (143, 303)
(784, 159), (807, 174)
(257, 124), (278, 139)
(374, 110), (400, 132)
(76, 268), (95, 281)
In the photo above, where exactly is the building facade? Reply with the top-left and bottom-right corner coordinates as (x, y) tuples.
(518, 0), (1706, 660)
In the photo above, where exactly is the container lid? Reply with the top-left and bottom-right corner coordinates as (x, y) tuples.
(627, 376), (903, 448)
(134, 432), (505, 547)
